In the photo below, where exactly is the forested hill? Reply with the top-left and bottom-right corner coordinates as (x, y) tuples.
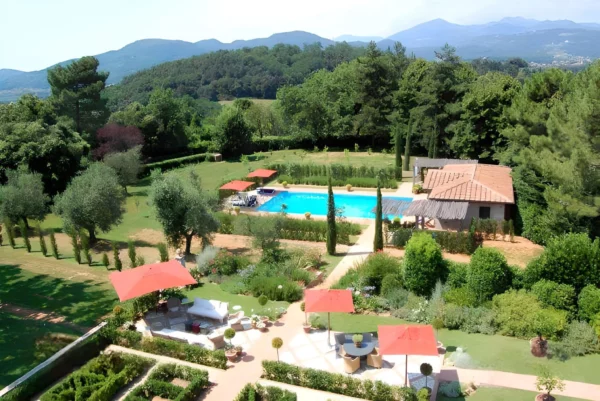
(104, 43), (365, 111)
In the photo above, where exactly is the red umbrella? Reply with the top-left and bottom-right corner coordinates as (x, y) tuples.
(304, 289), (354, 342)
(378, 325), (438, 386)
(109, 260), (196, 302)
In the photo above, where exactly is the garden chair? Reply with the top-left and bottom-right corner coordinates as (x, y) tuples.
(362, 333), (372, 343)
(367, 347), (383, 369)
(334, 333), (347, 350)
(343, 355), (360, 374)
(166, 297), (183, 318)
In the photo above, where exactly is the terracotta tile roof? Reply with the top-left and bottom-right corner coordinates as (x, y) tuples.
(423, 164), (514, 204)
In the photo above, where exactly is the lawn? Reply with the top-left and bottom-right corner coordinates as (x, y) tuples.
(437, 386), (587, 401)
(185, 282), (289, 316)
(0, 312), (80, 389)
(328, 314), (600, 385)
(0, 247), (118, 326)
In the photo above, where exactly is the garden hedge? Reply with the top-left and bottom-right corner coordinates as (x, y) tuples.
(261, 361), (416, 401)
(141, 153), (211, 177)
(234, 383), (297, 401)
(107, 330), (228, 369)
(216, 213), (361, 245)
(40, 353), (153, 401)
(125, 363), (210, 401)
(387, 228), (482, 255)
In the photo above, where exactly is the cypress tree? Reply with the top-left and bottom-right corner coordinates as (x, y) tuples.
(395, 128), (402, 180)
(80, 230), (92, 265)
(19, 220), (31, 252)
(102, 253), (110, 269)
(49, 230), (59, 259)
(374, 180), (384, 251)
(112, 241), (122, 271)
(326, 173), (337, 255)
(36, 222), (47, 257)
(403, 129), (411, 171)
(70, 230), (81, 264)
(128, 240), (137, 267)
(157, 242), (169, 262)
(4, 217), (16, 248)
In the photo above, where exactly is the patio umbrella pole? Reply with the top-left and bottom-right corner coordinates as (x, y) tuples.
(405, 354), (408, 387)
(328, 312), (331, 345)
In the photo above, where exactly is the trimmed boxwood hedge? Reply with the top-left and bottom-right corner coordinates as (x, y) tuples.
(261, 361), (416, 401)
(40, 353), (153, 401)
(124, 363), (210, 401)
(234, 383), (297, 401)
(108, 330), (228, 369)
(216, 213), (361, 245)
(141, 153), (211, 177)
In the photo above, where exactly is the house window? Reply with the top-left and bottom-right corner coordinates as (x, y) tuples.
(479, 207), (491, 219)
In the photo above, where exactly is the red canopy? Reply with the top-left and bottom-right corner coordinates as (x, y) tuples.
(304, 289), (355, 313)
(247, 169), (277, 178)
(378, 325), (438, 356)
(219, 180), (255, 191)
(109, 260), (196, 302)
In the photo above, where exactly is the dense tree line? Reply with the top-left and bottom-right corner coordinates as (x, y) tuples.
(103, 43), (366, 111)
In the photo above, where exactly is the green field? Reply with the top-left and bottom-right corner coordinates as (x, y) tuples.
(0, 312), (80, 389)
(438, 386), (587, 401)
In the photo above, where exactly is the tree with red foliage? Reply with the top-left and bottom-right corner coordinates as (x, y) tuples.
(94, 123), (143, 159)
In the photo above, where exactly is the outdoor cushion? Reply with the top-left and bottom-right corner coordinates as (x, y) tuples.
(187, 297), (229, 321)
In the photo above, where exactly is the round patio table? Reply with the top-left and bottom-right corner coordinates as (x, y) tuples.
(344, 341), (375, 357)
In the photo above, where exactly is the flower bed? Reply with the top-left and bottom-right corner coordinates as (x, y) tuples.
(261, 361), (416, 401)
(124, 363), (209, 401)
(40, 352), (153, 401)
(234, 383), (297, 401)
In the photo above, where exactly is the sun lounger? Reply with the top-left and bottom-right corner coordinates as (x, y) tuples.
(257, 187), (276, 195)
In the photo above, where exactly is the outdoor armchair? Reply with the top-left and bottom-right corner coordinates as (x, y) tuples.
(367, 347), (383, 369)
(208, 333), (226, 350)
(343, 355), (360, 374)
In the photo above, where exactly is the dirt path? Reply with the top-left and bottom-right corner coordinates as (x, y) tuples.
(0, 303), (90, 333)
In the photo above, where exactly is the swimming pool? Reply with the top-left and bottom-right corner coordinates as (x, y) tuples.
(257, 191), (413, 219)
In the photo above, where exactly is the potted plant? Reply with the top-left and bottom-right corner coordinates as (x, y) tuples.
(272, 337), (283, 361)
(352, 334), (363, 348)
(305, 212), (311, 220)
(250, 314), (259, 329)
(346, 184), (352, 192)
(530, 333), (548, 358)
(535, 367), (565, 401)
(301, 302), (311, 333)
(257, 321), (267, 332)
(224, 328), (237, 361)
(234, 345), (243, 357)
(282, 181), (288, 188)
(412, 184), (422, 194)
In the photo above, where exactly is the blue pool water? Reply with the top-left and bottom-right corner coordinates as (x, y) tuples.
(257, 191), (412, 219)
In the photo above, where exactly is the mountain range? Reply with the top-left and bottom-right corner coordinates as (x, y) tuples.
(2, 17), (600, 102)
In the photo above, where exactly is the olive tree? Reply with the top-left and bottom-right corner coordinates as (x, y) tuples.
(53, 163), (125, 243)
(0, 167), (49, 228)
(103, 146), (142, 191)
(150, 171), (219, 255)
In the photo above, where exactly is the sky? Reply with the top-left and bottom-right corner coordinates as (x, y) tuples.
(2, 0), (600, 71)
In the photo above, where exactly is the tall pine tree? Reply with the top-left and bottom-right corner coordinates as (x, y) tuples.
(374, 179), (384, 251)
(326, 173), (337, 255)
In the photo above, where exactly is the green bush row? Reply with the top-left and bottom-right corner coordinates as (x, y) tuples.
(261, 361), (417, 401)
(141, 153), (211, 176)
(269, 162), (396, 181)
(277, 174), (397, 189)
(125, 364), (210, 401)
(216, 212), (362, 245)
(234, 383), (297, 401)
(387, 228), (482, 255)
(41, 353), (153, 401)
(106, 330), (228, 369)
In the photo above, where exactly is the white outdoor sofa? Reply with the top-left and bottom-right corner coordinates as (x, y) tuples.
(187, 297), (229, 322)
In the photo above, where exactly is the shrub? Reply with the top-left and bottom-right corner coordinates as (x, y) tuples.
(261, 361), (415, 401)
(388, 227), (413, 247)
(578, 284), (600, 322)
(403, 233), (446, 297)
(258, 294), (269, 306)
(446, 262), (469, 289)
(385, 288), (410, 310)
(112, 242), (122, 271)
(128, 240), (137, 268)
(234, 383), (297, 401)
(141, 153), (210, 177)
(361, 253), (402, 293)
(80, 231), (92, 265)
(3, 217), (16, 248)
(36, 223), (48, 257)
(309, 314), (326, 330)
(531, 280), (576, 314)
(49, 230), (59, 259)
(467, 248), (511, 304)
(558, 321), (599, 357)
(157, 242), (169, 262)
(380, 274), (403, 296)
(531, 233), (600, 293)
(70, 230), (81, 264)
(442, 304), (466, 330)
(444, 287), (477, 307)
(438, 381), (461, 398)
(247, 276), (302, 302)
(492, 290), (567, 339)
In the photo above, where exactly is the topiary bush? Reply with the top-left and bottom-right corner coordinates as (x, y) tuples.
(467, 248), (512, 304)
(446, 262), (469, 289)
(531, 279), (576, 315)
(380, 274), (403, 297)
(361, 253), (402, 293)
(578, 284), (600, 322)
(403, 233), (446, 297)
